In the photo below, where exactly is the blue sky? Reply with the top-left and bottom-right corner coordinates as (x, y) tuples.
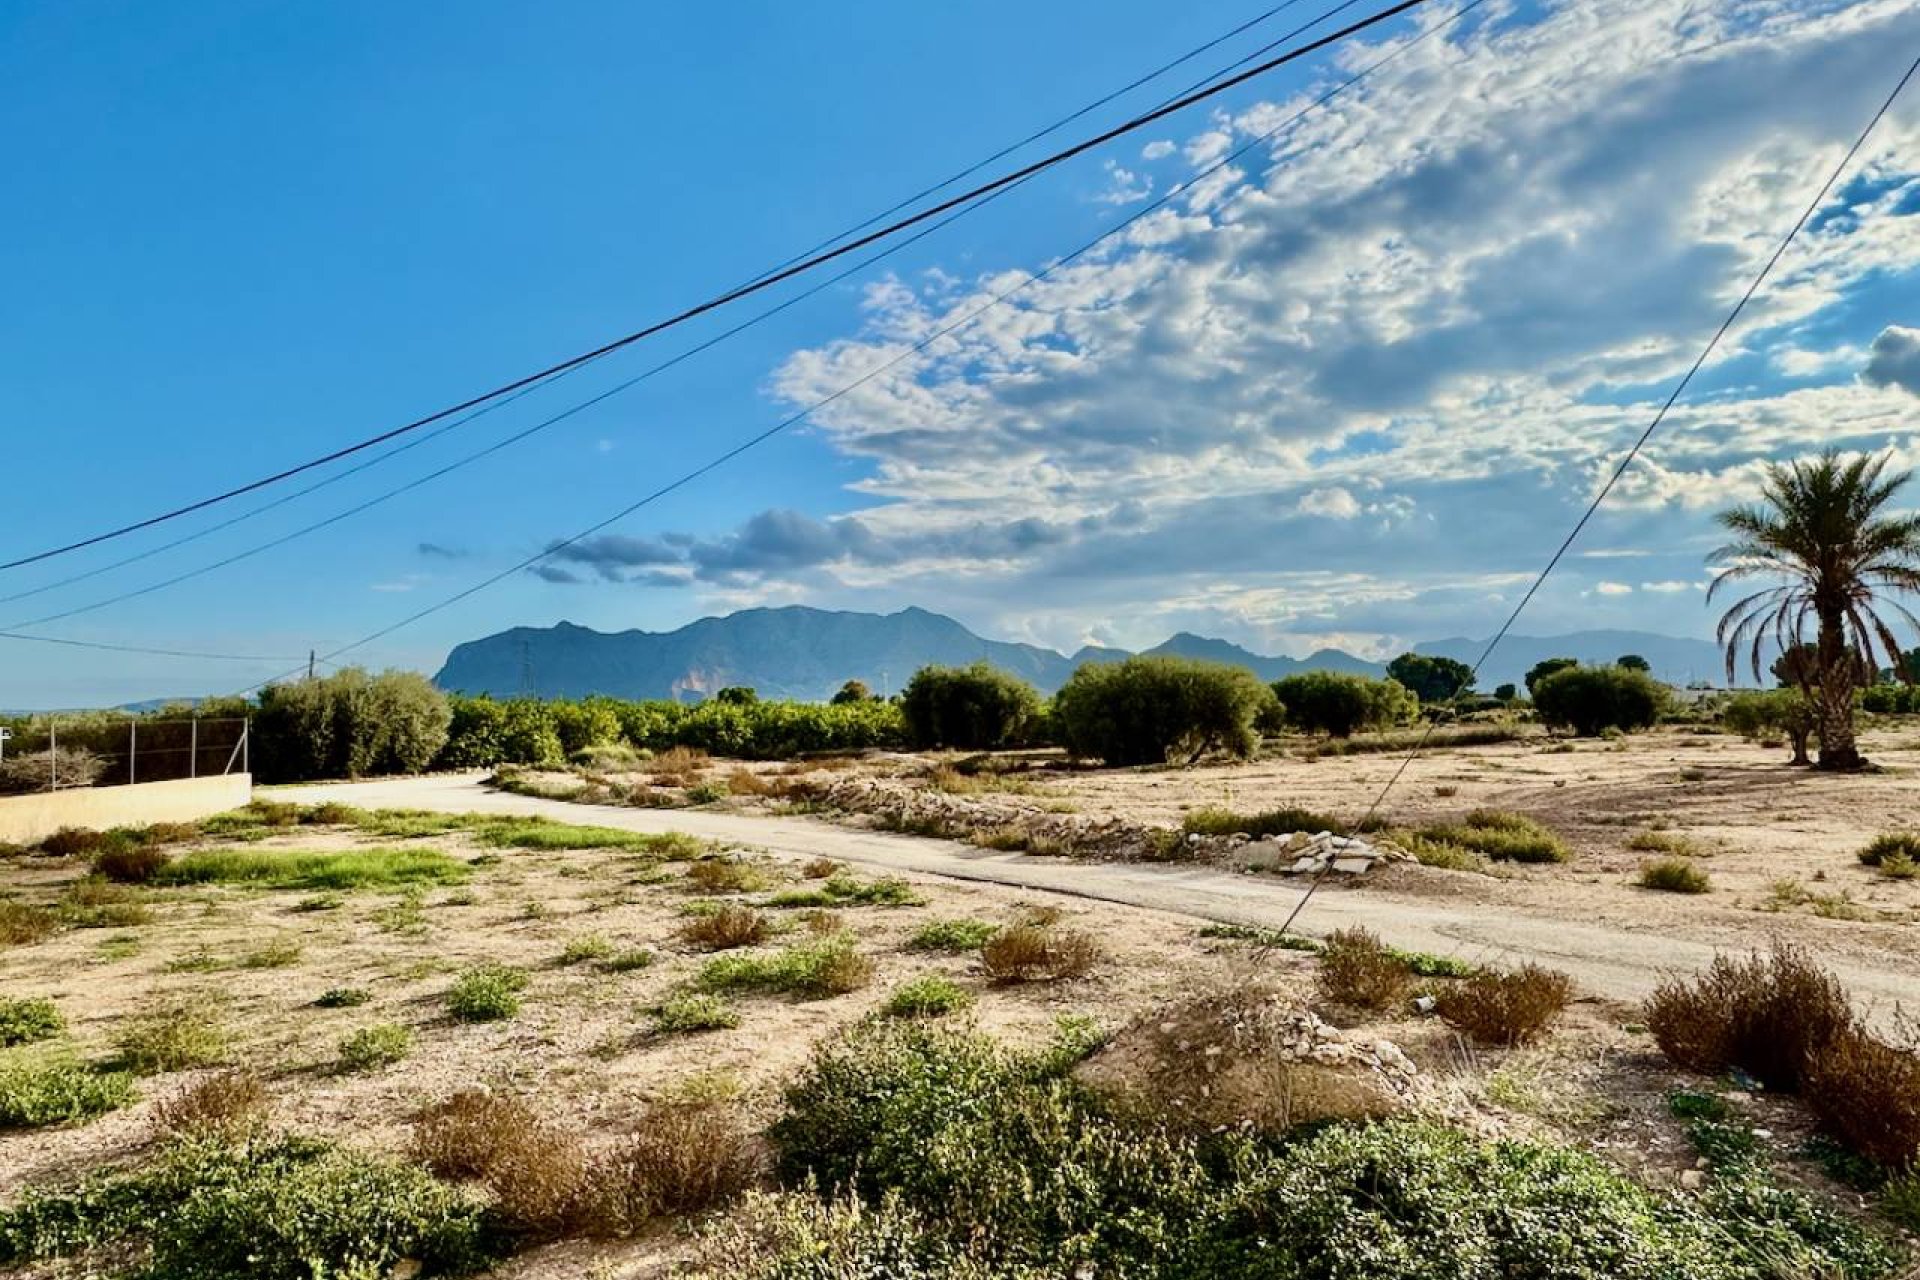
(3, 0), (1919, 707)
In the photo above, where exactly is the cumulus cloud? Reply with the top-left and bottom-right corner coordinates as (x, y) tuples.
(1864, 325), (1920, 395)
(582, 0), (1920, 653)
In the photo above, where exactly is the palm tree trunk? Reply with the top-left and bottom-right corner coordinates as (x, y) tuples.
(1815, 612), (1865, 770)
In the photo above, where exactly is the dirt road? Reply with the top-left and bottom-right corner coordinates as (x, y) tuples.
(270, 773), (1918, 1008)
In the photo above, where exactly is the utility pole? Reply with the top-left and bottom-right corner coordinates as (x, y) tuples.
(308, 650), (316, 681)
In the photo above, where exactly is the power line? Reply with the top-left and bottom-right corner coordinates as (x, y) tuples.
(1276, 44), (1920, 939)
(239, 0), (1490, 696)
(1, 0), (1435, 575)
(0, 0), (1370, 638)
(0, 630), (306, 664)
(0, 0), (1330, 616)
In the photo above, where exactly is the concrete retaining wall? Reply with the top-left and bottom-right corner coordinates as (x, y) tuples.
(0, 774), (252, 845)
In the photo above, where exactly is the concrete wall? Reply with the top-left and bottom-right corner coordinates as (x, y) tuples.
(0, 774), (252, 845)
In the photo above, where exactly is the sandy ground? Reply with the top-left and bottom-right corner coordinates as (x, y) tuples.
(284, 755), (1920, 1015)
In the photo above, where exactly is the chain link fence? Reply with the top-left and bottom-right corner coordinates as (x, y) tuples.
(0, 717), (249, 794)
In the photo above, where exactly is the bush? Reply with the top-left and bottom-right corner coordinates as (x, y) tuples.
(696, 936), (873, 998)
(94, 842), (171, 884)
(685, 858), (769, 893)
(0, 901), (58, 946)
(909, 918), (1001, 951)
(0, 1134), (488, 1277)
(313, 986), (370, 1008)
(446, 964), (530, 1021)
(652, 994), (742, 1035)
(1317, 928), (1413, 1012)
(679, 905), (771, 951)
(0, 1050), (135, 1127)
(1051, 656), (1276, 766)
(604, 1100), (761, 1223)
(1532, 664), (1666, 737)
(1271, 671), (1418, 738)
(1859, 831), (1920, 866)
(1643, 947), (1853, 1091)
(1722, 688), (1816, 762)
(0, 748), (105, 795)
(1805, 1030), (1920, 1170)
(152, 1071), (267, 1139)
(1434, 964), (1572, 1046)
(1638, 858), (1711, 893)
(899, 663), (1042, 750)
(884, 976), (974, 1019)
(0, 997), (62, 1047)
(253, 666), (452, 783)
(1411, 809), (1571, 864)
(38, 826), (109, 857)
(980, 923), (1099, 984)
(112, 1003), (228, 1074)
(339, 1023), (413, 1072)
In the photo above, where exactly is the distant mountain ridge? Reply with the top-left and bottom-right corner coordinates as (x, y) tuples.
(434, 606), (1742, 701)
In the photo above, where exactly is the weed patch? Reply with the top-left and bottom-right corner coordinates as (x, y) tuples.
(446, 964), (529, 1022)
(1435, 964), (1572, 1045)
(883, 976), (974, 1018)
(152, 1070), (266, 1139)
(679, 905), (771, 951)
(696, 936), (873, 998)
(652, 994), (741, 1034)
(981, 923), (1099, 984)
(0, 1049), (134, 1127)
(1639, 858), (1711, 893)
(159, 846), (470, 891)
(1316, 927), (1412, 1012)
(339, 1023), (413, 1072)
(0, 997), (62, 1047)
(909, 918), (1001, 951)
(1413, 809), (1570, 864)
(112, 1002), (228, 1074)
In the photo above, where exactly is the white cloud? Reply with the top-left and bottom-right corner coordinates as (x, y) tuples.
(1142, 139), (1176, 160)
(728, 0), (1920, 651)
(1595, 581), (1635, 596)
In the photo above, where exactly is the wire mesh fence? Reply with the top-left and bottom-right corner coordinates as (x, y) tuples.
(0, 717), (249, 794)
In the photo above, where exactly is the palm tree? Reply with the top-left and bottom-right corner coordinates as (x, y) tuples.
(1708, 449), (1920, 771)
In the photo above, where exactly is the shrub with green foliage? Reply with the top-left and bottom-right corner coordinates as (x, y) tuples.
(252, 667), (451, 783)
(652, 994), (741, 1035)
(1639, 858), (1711, 893)
(0, 1050), (134, 1128)
(1271, 671), (1418, 738)
(908, 918), (1001, 951)
(899, 663), (1042, 750)
(883, 976), (974, 1019)
(1532, 664), (1667, 737)
(157, 845), (469, 891)
(0, 1133), (488, 1277)
(0, 998), (62, 1047)
(695, 936), (873, 998)
(1051, 656), (1276, 766)
(760, 1019), (1898, 1280)
(338, 1023), (413, 1072)
(1386, 653), (1475, 703)
(1410, 809), (1570, 864)
(1525, 656), (1580, 696)
(446, 965), (529, 1022)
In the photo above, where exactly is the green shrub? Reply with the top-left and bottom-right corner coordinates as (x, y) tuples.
(908, 918), (1001, 951)
(476, 817), (659, 851)
(252, 667), (452, 783)
(0, 1049), (134, 1127)
(338, 1023), (413, 1072)
(603, 947), (655, 973)
(1051, 656), (1276, 766)
(1721, 688), (1816, 761)
(1859, 832), (1920, 866)
(1639, 858), (1711, 893)
(899, 663), (1043, 750)
(652, 994), (742, 1035)
(1181, 805), (1381, 837)
(0, 901), (59, 946)
(1532, 664), (1667, 737)
(0, 997), (62, 1047)
(94, 842), (171, 884)
(0, 1133), (487, 1277)
(764, 1020), (1899, 1279)
(883, 976), (974, 1019)
(1413, 809), (1570, 864)
(113, 1003), (228, 1074)
(1271, 671), (1418, 738)
(446, 965), (529, 1022)
(557, 934), (615, 965)
(695, 937), (873, 998)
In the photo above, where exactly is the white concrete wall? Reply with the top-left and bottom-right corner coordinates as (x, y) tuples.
(0, 774), (252, 845)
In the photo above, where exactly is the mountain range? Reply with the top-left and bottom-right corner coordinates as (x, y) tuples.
(433, 606), (1747, 701)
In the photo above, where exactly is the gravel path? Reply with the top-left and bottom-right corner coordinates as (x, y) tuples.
(271, 773), (1920, 1008)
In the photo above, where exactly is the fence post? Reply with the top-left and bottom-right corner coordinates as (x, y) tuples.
(190, 718), (198, 779)
(49, 719), (56, 791)
(243, 718), (251, 776)
(129, 719), (137, 786)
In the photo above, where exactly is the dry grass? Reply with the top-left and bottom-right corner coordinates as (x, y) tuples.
(981, 923), (1100, 985)
(1316, 928), (1412, 1012)
(414, 1090), (600, 1238)
(1636, 858), (1710, 894)
(112, 1001), (229, 1073)
(1805, 1029), (1920, 1169)
(1643, 945), (1852, 1091)
(151, 1070), (267, 1139)
(726, 768), (776, 797)
(0, 901), (58, 946)
(601, 1100), (762, 1223)
(799, 857), (841, 880)
(1435, 964), (1572, 1046)
(685, 859), (768, 894)
(94, 843), (172, 884)
(650, 746), (710, 787)
(678, 905), (771, 952)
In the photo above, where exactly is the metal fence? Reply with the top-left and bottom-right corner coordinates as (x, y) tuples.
(0, 717), (250, 793)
